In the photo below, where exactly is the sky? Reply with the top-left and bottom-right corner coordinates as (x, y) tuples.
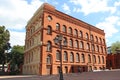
(0, 0), (120, 47)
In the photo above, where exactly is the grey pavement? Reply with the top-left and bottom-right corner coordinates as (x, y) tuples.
(0, 70), (120, 80)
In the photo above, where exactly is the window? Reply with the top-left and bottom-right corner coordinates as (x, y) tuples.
(95, 36), (98, 42)
(46, 55), (51, 64)
(65, 66), (68, 73)
(47, 26), (52, 34)
(69, 39), (73, 47)
(76, 53), (80, 62)
(88, 54), (91, 63)
(96, 45), (99, 52)
(103, 39), (105, 44)
(64, 51), (68, 61)
(102, 56), (104, 64)
(56, 23), (60, 31)
(56, 50), (60, 61)
(80, 41), (84, 49)
(62, 25), (67, 33)
(86, 43), (90, 51)
(93, 55), (96, 63)
(74, 29), (78, 36)
(101, 46), (103, 53)
(68, 27), (72, 34)
(92, 44), (95, 51)
(63, 37), (67, 46)
(70, 52), (74, 62)
(57, 66), (60, 73)
(81, 54), (85, 63)
(75, 40), (79, 48)
(79, 31), (83, 38)
(99, 38), (102, 43)
(86, 33), (89, 40)
(47, 41), (52, 52)
(48, 15), (52, 21)
(91, 34), (94, 41)
(98, 56), (101, 64)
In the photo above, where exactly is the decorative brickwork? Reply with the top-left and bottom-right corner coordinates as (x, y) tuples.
(23, 3), (107, 75)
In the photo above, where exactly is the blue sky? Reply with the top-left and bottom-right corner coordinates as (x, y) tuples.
(0, 0), (120, 47)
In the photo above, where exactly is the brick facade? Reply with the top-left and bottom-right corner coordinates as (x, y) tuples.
(106, 52), (120, 69)
(23, 3), (107, 75)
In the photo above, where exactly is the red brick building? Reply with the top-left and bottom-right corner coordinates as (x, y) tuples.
(23, 3), (107, 75)
(106, 50), (120, 69)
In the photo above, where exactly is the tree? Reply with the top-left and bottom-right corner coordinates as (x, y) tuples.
(8, 45), (24, 74)
(0, 26), (10, 71)
(111, 41), (120, 53)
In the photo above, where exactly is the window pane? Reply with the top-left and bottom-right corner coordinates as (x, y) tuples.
(76, 53), (79, 62)
(56, 23), (60, 31)
(56, 51), (60, 61)
(64, 51), (67, 61)
(70, 52), (74, 62)
(47, 41), (51, 51)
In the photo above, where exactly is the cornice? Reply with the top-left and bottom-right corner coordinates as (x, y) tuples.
(43, 4), (105, 35)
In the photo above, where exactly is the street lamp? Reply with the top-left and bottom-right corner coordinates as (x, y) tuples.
(54, 34), (64, 80)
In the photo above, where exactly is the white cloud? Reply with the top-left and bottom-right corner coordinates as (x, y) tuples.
(9, 31), (25, 47)
(62, 3), (71, 14)
(0, 0), (43, 30)
(96, 16), (119, 38)
(0, 0), (43, 46)
(70, 0), (116, 15)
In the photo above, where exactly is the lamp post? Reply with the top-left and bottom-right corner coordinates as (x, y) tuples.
(54, 34), (64, 80)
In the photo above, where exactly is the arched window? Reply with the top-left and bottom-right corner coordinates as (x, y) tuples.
(74, 29), (78, 36)
(79, 30), (83, 38)
(64, 51), (68, 61)
(75, 40), (79, 48)
(98, 56), (101, 64)
(56, 23), (60, 31)
(63, 37), (67, 46)
(81, 54), (85, 63)
(62, 25), (67, 33)
(47, 41), (52, 52)
(102, 56), (104, 64)
(99, 37), (102, 43)
(47, 26), (52, 34)
(70, 52), (74, 62)
(86, 33), (89, 40)
(76, 53), (80, 62)
(93, 55), (96, 63)
(86, 43), (90, 51)
(92, 44), (95, 51)
(91, 34), (94, 41)
(68, 27), (72, 34)
(80, 41), (84, 49)
(48, 15), (52, 21)
(69, 39), (73, 47)
(56, 50), (60, 61)
(103, 39), (105, 44)
(95, 36), (98, 42)
(101, 46), (103, 53)
(96, 45), (99, 52)
(46, 55), (52, 64)
(65, 66), (68, 73)
(88, 54), (91, 63)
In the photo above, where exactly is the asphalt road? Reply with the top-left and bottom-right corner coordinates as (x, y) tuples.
(0, 70), (120, 80)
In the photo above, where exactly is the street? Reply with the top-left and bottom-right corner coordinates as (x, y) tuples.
(0, 70), (120, 80)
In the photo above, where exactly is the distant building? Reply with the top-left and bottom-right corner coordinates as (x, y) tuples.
(23, 3), (107, 75)
(106, 49), (120, 69)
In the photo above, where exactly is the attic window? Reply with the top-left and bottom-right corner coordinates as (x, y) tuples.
(48, 15), (52, 21)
